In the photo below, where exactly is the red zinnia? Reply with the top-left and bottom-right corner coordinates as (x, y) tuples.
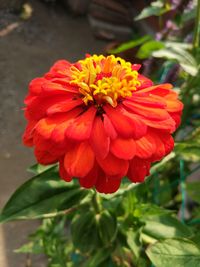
(23, 55), (183, 193)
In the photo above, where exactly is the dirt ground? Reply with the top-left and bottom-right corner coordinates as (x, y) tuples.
(0, 1), (104, 266)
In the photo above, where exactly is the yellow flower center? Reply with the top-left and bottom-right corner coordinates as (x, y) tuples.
(70, 55), (141, 107)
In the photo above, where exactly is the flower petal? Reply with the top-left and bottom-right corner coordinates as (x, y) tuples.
(128, 157), (151, 183)
(103, 114), (117, 139)
(97, 152), (129, 177)
(90, 116), (110, 159)
(170, 111), (182, 128)
(34, 148), (58, 165)
(42, 81), (78, 95)
(22, 120), (37, 147)
(135, 132), (156, 159)
(25, 95), (72, 120)
(29, 77), (46, 96)
(110, 137), (136, 160)
(149, 130), (174, 162)
(79, 164), (98, 189)
(160, 133), (174, 156)
(66, 107), (96, 140)
(64, 141), (95, 177)
(128, 94), (166, 108)
(45, 60), (72, 79)
(59, 158), (72, 182)
(51, 108), (82, 144)
(137, 74), (153, 90)
(136, 114), (176, 133)
(50, 60), (71, 72)
(135, 83), (173, 95)
(95, 174), (121, 194)
(47, 98), (83, 115)
(123, 100), (169, 120)
(104, 105), (147, 139)
(166, 99), (184, 113)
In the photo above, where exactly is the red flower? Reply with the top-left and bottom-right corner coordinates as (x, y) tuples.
(23, 55), (183, 193)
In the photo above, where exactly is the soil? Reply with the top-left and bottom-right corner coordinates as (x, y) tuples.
(0, 1), (104, 266)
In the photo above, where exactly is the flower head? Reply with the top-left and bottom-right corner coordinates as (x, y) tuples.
(23, 55), (183, 193)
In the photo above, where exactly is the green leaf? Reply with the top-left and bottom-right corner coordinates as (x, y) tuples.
(165, 41), (193, 50)
(71, 210), (100, 253)
(83, 248), (111, 267)
(0, 166), (89, 222)
(97, 210), (117, 245)
(27, 163), (57, 175)
(152, 47), (198, 76)
(109, 35), (151, 54)
(136, 40), (164, 59)
(175, 143), (200, 162)
(133, 204), (172, 218)
(191, 234), (200, 247)
(146, 238), (200, 267)
(127, 230), (141, 259)
(187, 182), (200, 203)
(135, 1), (170, 21)
(142, 215), (192, 240)
(15, 240), (43, 254)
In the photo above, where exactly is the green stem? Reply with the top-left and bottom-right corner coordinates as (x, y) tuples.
(193, 0), (200, 49)
(92, 192), (102, 213)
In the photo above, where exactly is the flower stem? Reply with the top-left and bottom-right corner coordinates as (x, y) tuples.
(92, 192), (102, 213)
(193, 0), (200, 49)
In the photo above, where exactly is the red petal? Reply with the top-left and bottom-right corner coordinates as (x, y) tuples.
(34, 117), (57, 140)
(137, 74), (153, 90)
(25, 95), (72, 120)
(103, 114), (117, 139)
(64, 141), (95, 177)
(66, 107), (96, 140)
(22, 120), (37, 147)
(79, 164), (98, 189)
(128, 157), (151, 183)
(51, 108), (82, 144)
(29, 77), (46, 95)
(136, 114), (176, 133)
(135, 83), (173, 95)
(166, 99), (184, 113)
(128, 94), (166, 108)
(149, 130), (174, 162)
(47, 98), (82, 115)
(160, 133), (174, 155)
(95, 174), (121, 194)
(132, 64), (141, 71)
(123, 100), (169, 120)
(51, 78), (73, 87)
(90, 116), (110, 159)
(110, 138), (136, 160)
(33, 112), (80, 156)
(45, 60), (72, 79)
(97, 152), (129, 177)
(170, 111), (182, 128)
(135, 132), (156, 159)
(41, 82), (78, 97)
(34, 148), (58, 165)
(50, 60), (71, 72)
(34, 113), (73, 141)
(104, 105), (146, 139)
(59, 158), (72, 182)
